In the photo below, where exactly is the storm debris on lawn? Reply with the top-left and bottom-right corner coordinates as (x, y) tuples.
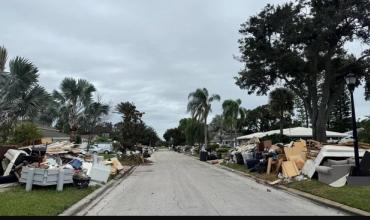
(220, 138), (370, 188)
(0, 141), (130, 191)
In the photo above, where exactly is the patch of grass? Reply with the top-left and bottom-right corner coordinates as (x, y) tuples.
(221, 162), (278, 182)
(0, 185), (97, 216)
(288, 180), (370, 212)
(99, 153), (117, 160)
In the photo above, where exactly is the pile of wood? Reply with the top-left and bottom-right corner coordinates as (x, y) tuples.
(46, 142), (79, 155)
(282, 140), (308, 178)
(306, 140), (323, 159)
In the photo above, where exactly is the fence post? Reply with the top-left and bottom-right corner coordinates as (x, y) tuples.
(25, 168), (35, 192)
(57, 168), (64, 192)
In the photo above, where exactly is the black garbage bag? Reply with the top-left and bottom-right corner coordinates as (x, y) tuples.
(235, 152), (244, 165)
(73, 175), (91, 189)
(250, 160), (267, 173)
(0, 174), (17, 184)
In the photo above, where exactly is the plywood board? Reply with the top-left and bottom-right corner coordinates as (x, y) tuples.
(282, 161), (299, 178)
(111, 158), (124, 171)
(288, 155), (306, 170)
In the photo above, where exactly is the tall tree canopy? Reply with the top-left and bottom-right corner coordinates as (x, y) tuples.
(327, 91), (352, 132)
(115, 102), (146, 149)
(235, 0), (370, 142)
(269, 88), (295, 138)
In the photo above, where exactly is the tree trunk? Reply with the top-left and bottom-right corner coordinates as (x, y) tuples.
(204, 117), (208, 150)
(234, 128), (237, 148)
(315, 110), (329, 143)
(70, 125), (77, 143)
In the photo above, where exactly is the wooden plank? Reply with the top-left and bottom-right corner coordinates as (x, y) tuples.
(282, 161), (299, 178)
(266, 158), (273, 175)
(275, 158), (284, 174)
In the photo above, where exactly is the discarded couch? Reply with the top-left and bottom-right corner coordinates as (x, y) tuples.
(315, 158), (355, 187)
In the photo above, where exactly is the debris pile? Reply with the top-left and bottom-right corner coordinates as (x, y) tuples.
(223, 137), (370, 187)
(0, 141), (128, 191)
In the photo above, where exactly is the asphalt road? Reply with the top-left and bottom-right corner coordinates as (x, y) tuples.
(81, 150), (347, 216)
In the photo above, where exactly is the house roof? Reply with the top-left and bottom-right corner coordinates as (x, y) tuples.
(237, 127), (348, 140)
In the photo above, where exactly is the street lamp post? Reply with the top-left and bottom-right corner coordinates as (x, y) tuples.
(345, 73), (361, 176)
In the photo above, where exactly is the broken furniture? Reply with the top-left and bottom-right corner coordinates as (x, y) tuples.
(315, 159), (355, 187)
(302, 145), (370, 179)
(89, 163), (111, 184)
(19, 167), (74, 191)
(0, 149), (29, 184)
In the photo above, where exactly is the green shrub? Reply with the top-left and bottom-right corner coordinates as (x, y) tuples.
(12, 122), (42, 145)
(207, 144), (220, 152)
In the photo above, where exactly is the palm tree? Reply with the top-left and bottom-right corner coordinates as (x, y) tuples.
(0, 46), (7, 73)
(82, 102), (110, 146)
(187, 88), (220, 150)
(0, 47), (49, 127)
(209, 115), (225, 144)
(222, 99), (246, 147)
(53, 78), (96, 142)
(269, 88), (295, 139)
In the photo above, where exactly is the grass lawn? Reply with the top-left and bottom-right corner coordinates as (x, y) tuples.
(99, 153), (118, 160)
(0, 185), (98, 216)
(220, 162), (278, 182)
(288, 180), (370, 212)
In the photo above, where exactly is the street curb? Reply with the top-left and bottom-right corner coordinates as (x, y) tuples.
(217, 164), (370, 216)
(59, 166), (136, 216)
(183, 153), (370, 216)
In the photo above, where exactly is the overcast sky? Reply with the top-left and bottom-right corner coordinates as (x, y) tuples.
(1, 0), (369, 137)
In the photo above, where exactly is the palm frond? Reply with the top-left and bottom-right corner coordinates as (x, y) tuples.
(0, 46), (7, 72)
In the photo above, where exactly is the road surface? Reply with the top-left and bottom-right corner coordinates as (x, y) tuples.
(80, 150), (347, 216)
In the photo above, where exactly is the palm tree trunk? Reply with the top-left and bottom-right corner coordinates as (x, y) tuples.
(204, 117), (208, 150)
(280, 111), (284, 143)
(234, 128), (237, 148)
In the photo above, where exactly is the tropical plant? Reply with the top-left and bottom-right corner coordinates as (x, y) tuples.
(0, 47), (49, 142)
(235, 0), (370, 142)
(53, 78), (96, 142)
(12, 122), (42, 146)
(115, 102), (145, 149)
(222, 99), (246, 147)
(269, 88), (295, 140)
(187, 88), (220, 149)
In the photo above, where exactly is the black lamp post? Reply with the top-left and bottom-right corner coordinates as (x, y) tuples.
(345, 73), (361, 176)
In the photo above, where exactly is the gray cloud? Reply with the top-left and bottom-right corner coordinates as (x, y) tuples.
(1, 0), (369, 137)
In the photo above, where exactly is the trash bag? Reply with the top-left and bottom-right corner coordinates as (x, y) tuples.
(73, 175), (91, 189)
(245, 159), (260, 170)
(235, 153), (244, 165)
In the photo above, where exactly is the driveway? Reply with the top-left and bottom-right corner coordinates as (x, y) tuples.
(80, 150), (347, 216)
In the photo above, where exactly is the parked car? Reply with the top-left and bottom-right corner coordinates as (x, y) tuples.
(88, 143), (114, 154)
(339, 136), (354, 144)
